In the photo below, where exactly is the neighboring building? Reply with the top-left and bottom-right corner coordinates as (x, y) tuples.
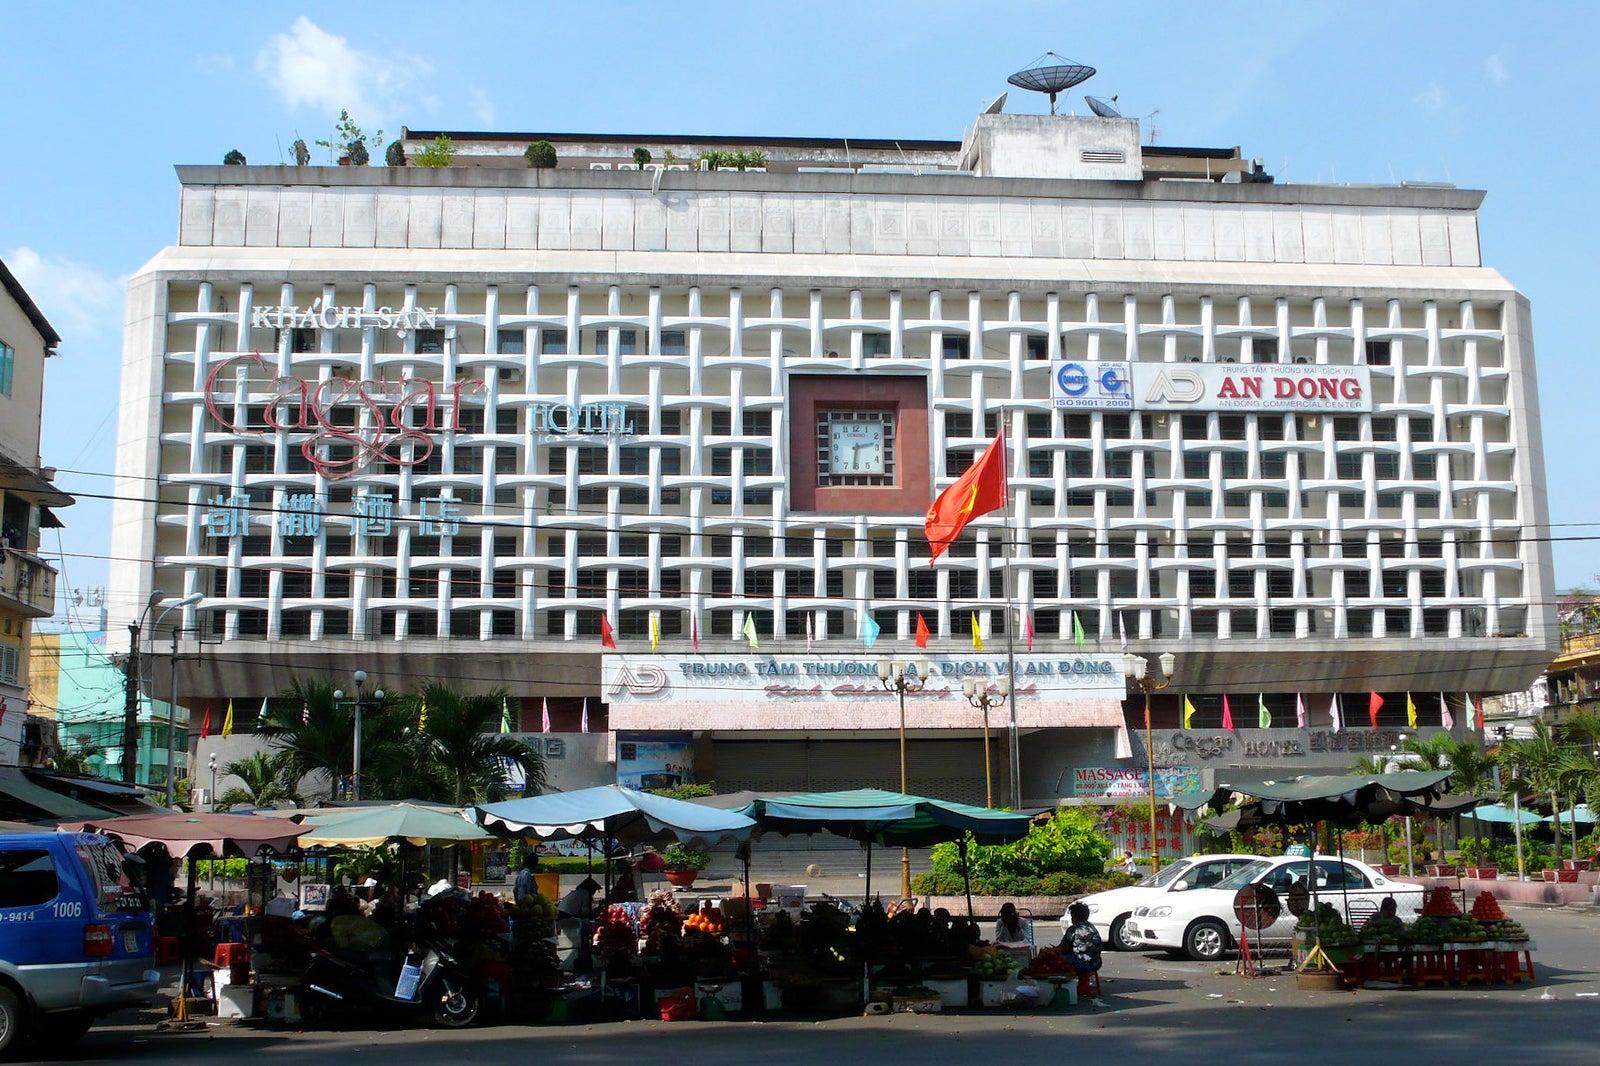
(1545, 600), (1600, 726)
(28, 630), (185, 786)
(109, 101), (1557, 824)
(1, 258), (72, 766)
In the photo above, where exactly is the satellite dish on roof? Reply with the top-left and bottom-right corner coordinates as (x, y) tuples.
(1086, 95), (1122, 118)
(982, 92), (1008, 115)
(1007, 52), (1096, 115)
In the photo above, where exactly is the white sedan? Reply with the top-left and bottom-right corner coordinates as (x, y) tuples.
(1125, 855), (1424, 961)
(1066, 853), (1261, 951)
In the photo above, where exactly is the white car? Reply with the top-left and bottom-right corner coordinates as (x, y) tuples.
(1125, 855), (1425, 962)
(1067, 854), (1260, 951)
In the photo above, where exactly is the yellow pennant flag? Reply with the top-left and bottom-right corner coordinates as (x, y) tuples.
(221, 698), (235, 737)
(970, 612), (983, 651)
(1183, 695), (1197, 729)
(419, 699), (429, 731)
(650, 612), (661, 652)
(1406, 692), (1417, 729)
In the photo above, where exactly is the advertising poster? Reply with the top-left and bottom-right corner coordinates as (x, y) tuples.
(1073, 765), (1201, 799)
(615, 732), (695, 790)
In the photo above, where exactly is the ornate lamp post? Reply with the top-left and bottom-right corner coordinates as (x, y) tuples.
(333, 671), (385, 802)
(207, 752), (218, 812)
(878, 655), (932, 899)
(961, 675), (1010, 809)
(1123, 651), (1176, 873)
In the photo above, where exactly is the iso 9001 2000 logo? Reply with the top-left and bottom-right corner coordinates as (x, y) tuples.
(1052, 360), (1133, 409)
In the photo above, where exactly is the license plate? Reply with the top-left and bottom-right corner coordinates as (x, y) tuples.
(123, 929), (140, 954)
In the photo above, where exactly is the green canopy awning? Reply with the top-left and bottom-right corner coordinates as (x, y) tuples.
(298, 802), (493, 848)
(737, 788), (1034, 847)
(1172, 770), (1456, 824)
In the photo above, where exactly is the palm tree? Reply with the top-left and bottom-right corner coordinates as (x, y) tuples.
(408, 683), (545, 805)
(1499, 721), (1566, 859)
(216, 751), (300, 810)
(256, 679), (359, 801)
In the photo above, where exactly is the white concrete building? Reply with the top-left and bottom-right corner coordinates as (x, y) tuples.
(110, 112), (1556, 810)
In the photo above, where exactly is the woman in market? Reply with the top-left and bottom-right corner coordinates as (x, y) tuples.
(992, 901), (1028, 947)
(1361, 896), (1405, 938)
(1062, 902), (1107, 1006)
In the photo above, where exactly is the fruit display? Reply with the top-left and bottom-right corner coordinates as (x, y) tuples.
(1491, 918), (1529, 942)
(1024, 946), (1074, 977)
(1407, 914), (1486, 944)
(593, 904), (639, 955)
(639, 889), (684, 955)
(684, 906), (725, 936)
(971, 948), (1017, 980)
(1470, 892), (1506, 922)
(1420, 886), (1462, 917)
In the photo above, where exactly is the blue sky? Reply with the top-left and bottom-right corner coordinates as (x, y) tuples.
(5, 2), (1597, 628)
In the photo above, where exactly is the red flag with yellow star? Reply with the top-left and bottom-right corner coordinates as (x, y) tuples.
(925, 435), (1007, 562)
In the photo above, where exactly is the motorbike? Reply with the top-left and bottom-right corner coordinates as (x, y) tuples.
(298, 937), (482, 1029)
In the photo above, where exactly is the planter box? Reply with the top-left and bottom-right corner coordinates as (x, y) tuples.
(1426, 864), (1458, 878)
(1542, 869), (1580, 883)
(1561, 859), (1593, 872)
(1375, 864), (1401, 876)
(1463, 867), (1499, 879)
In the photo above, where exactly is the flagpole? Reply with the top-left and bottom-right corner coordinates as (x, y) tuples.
(1001, 412), (1022, 809)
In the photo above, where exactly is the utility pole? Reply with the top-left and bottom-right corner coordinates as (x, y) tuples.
(121, 621), (141, 784)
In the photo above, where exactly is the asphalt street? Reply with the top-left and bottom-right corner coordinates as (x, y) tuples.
(22, 903), (1600, 1066)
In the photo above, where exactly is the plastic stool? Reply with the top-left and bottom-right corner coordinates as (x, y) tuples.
(214, 942), (251, 969)
(1077, 971), (1101, 1002)
(155, 937), (181, 965)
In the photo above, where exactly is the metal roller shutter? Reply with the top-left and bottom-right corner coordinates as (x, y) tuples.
(711, 738), (993, 806)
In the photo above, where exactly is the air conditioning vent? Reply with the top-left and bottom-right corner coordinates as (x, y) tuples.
(1080, 149), (1127, 164)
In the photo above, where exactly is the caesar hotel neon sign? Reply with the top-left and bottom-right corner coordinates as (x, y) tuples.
(202, 353), (635, 480)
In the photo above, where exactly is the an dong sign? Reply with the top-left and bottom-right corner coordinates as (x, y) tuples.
(203, 353), (484, 480)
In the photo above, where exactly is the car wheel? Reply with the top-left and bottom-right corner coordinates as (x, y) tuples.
(1184, 919), (1231, 962)
(1109, 915), (1139, 951)
(0, 986), (25, 1056)
(29, 1010), (93, 1048)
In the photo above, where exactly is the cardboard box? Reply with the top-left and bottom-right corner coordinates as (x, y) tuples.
(216, 984), (254, 1020)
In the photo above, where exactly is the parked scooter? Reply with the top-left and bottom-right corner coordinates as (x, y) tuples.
(298, 937), (482, 1029)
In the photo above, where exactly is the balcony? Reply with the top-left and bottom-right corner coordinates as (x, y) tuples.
(1, 548), (57, 617)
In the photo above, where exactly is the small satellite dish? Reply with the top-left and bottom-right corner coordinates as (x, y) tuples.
(982, 91), (1008, 115)
(1086, 95), (1121, 118)
(1006, 52), (1096, 115)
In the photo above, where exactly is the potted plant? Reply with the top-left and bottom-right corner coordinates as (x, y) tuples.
(662, 845), (711, 887)
(525, 140), (558, 169)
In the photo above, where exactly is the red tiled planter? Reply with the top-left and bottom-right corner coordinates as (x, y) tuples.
(1463, 867), (1499, 879)
(1376, 864), (1401, 876)
(1541, 869), (1579, 883)
(1426, 864), (1458, 878)
(1560, 859), (1592, 872)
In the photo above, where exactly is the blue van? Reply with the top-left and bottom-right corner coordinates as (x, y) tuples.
(0, 831), (159, 1055)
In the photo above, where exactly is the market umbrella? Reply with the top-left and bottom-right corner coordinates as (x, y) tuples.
(735, 788), (1036, 917)
(297, 802), (493, 847)
(1540, 803), (1596, 825)
(64, 812), (302, 1030)
(1464, 803), (1543, 826)
(472, 785), (756, 845)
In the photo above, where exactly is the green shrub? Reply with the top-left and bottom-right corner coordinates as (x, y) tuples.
(385, 140), (406, 167)
(222, 149), (246, 166)
(413, 135), (455, 168)
(525, 140), (557, 168)
(646, 782), (716, 800)
(926, 806), (1111, 887)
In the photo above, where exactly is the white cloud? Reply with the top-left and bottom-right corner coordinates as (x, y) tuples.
(255, 17), (427, 129)
(469, 87), (496, 127)
(1485, 53), (1509, 84)
(2, 247), (125, 347)
(1414, 82), (1447, 111)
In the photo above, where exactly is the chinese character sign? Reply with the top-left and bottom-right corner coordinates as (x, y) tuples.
(204, 493), (251, 538)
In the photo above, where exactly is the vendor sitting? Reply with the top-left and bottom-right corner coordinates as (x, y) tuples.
(1362, 896), (1405, 938)
(992, 902), (1028, 948)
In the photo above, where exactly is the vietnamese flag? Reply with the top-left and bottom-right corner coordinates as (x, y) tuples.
(600, 614), (617, 649)
(1369, 691), (1384, 728)
(199, 704), (213, 739)
(914, 612), (930, 649)
(925, 435), (1007, 562)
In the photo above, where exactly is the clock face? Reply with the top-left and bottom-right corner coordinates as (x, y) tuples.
(829, 419), (886, 475)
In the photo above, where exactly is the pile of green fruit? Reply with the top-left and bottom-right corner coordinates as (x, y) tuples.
(1407, 914), (1486, 944)
(1490, 919), (1529, 941)
(972, 951), (1016, 980)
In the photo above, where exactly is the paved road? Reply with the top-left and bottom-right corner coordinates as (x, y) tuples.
(27, 903), (1600, 1066)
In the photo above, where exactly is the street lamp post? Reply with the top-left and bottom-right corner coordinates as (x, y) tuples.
(333, 671), (384, 802)
(207, 753), (218, 812)
(961, 675), (1010, 809)
(150, 592), (203, 808)
(878, 655), (932, 899)
(1123, 651), (1176, 874)
(122, 590), (167, 785)
(1391, 734), (1416, 875)
(1493, 726), (1527, 881)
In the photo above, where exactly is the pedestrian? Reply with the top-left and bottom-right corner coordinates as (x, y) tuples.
(1118, 851), (1139, 877)
(1062, 901), (1106, 1006)
(513, 852), (541, 903)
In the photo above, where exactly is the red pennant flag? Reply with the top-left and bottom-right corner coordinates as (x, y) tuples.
(600, 614), (617, 649)
(199, 704), (212, 739)
(925, 435), (1007, 562)
(540, 698), (551, 733)
(914, 612), (930, 649)
(1025, 612), (1035, 651)
(1221, 694), (1234, 732)
(691, 614), (699, 652)
(1369, 691), (1384, 728)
